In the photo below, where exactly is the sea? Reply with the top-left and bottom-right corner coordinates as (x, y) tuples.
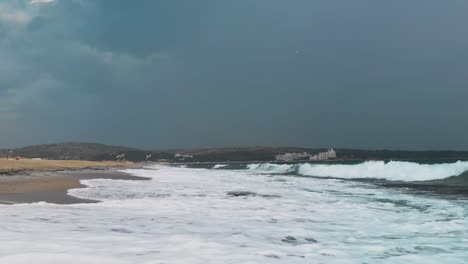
(1, 161), (468, 263)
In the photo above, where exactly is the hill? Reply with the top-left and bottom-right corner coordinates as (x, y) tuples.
(0, 142), (137, 161)
(0, 144), (313, 162)
(2, 143), (468, 162)
(0, 142), (175, 162)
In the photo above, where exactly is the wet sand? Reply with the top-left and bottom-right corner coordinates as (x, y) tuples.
(0, 190), (97, 204)
(0, 162), (150, 205)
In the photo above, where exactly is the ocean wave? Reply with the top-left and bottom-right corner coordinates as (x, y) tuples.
(213, 164), (228, 169)
(5, 164), (467, 262)
(246, 163), (297, 174)
(297, 161), (468, 182)
(244, 161), (468, 182)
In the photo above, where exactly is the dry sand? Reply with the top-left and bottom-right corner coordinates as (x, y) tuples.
(0, 176), (82, 194)
(0, 159), (142, 205)
(0, 159), (131, 174)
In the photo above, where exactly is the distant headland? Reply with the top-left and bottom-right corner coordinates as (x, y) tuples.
(2, 142), (468, 163)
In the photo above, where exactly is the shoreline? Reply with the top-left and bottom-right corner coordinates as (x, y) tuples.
(0, 161), (149, 205)
(173, 158), (468, 166)
(0, 159), (134, 175)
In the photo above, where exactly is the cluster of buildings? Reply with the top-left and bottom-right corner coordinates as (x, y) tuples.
(275, 149), (337, 162)
(174, 153), (194, 161)
(310, 149), (337, 161)
(275, 152), (311, 162)
(115, 153), (126, 161)
(4, 156), (21, 160)
(4, 150), (22, 160)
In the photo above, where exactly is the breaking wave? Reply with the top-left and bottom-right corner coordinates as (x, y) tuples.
(246, 161), (468, 182)
(246, 163), (297, 174)
(213, 164), (228, 169)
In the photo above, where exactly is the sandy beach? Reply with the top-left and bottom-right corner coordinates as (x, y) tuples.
(0, 159), (132, 174)
(0, 159), (145, 204)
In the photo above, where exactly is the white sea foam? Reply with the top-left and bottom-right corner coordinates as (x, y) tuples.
(0, 254), (127, 264)
(0, 165), (467, 263)
(213, 164), (227, 169)
(297, 161), (468, 181)
(245, 161), (468, 182)
(247, 163), (296, 174)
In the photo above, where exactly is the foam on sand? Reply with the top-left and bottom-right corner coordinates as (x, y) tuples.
(0, 254), (126, 264)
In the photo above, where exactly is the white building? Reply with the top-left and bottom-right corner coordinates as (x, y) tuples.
(310, 149), (337, 161)
(275, 152), (311, 161)
(175, 153), (194, 160)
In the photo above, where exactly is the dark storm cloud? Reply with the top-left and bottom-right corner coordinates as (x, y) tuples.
(1, 0), (468, 150)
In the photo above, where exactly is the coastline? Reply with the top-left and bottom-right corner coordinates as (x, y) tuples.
(0, 159), (149, 205)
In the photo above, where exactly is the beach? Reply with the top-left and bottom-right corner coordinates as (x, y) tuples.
(0, 162), (467, 262)
(0, 159), (132, 174)
(0, 159), (144, 204)
(1, 162), (467, 263)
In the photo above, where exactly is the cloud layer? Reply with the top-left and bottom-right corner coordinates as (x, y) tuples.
(1, 0), (468, 150)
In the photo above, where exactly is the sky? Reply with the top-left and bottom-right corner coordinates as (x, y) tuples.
(1, 0), (468, 150)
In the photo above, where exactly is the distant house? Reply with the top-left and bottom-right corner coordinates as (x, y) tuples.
(115, 153), (126, 161)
